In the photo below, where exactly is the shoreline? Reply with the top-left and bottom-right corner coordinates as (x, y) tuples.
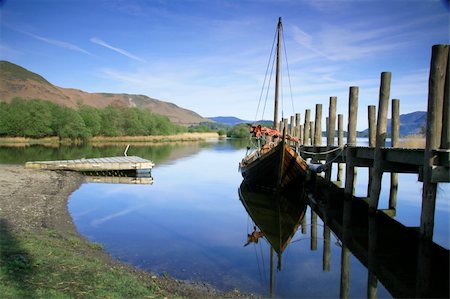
(0, 164), (250, 298)
(0, 132), (221, 146)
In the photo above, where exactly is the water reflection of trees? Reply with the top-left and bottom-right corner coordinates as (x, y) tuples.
(0, 142), (216, 165)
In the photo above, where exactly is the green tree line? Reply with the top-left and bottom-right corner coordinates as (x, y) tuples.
(0, 98), (187, 140)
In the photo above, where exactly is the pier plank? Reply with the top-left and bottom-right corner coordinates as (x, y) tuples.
(25, 156), (154, 173)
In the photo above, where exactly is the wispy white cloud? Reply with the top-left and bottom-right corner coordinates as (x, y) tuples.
(90, 37), (146, 63)
(20, 30), (92, 55)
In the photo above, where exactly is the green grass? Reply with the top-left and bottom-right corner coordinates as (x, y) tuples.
(0, 224), (170, 298)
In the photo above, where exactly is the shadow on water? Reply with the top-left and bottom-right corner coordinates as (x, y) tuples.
(306, 177), (449, 299)
(238, 178), (450, 298)
(0, 219), (35, 297)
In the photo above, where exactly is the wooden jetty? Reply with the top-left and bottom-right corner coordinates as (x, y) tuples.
(276, 44), (449, 238)
(272, 43), (449, 298)
(25, 156), (154, 176)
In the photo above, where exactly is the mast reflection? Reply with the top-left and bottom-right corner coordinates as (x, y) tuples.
(238, 182), (307, 297)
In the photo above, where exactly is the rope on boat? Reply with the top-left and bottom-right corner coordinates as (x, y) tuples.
(298, 145), (344, 156)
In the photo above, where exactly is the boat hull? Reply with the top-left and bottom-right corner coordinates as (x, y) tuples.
(240, 142), (308, 189)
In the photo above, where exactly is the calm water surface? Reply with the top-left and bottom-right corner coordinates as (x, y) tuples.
(1, 140), (448, 298)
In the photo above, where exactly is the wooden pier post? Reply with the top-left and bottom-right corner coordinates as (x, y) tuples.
(310, 121), (315, 146)
(299, 125), (304, 145)
(311, 209), (318, 251)
(442, 48), (450, 150)
(369, 72), (391, 211)
(367, 105), (377, 196)
(340, 196), (352, 299)
(345, 87), (359, 196)
(304, 109), (311, 146)
(314, 104), (323, 147)
(326, 96), (337, 182)
(367, 215), (378, 299)
(301, 215), (307, 234)
(389, 99), (400, 212)
(337, 114), (344, 182)
(290, 115), (295, 137)
(323, 225), (331, 272)
(420, 44), (449, 238)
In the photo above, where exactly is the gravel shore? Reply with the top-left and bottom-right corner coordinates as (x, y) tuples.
(0, 164), (251, 298)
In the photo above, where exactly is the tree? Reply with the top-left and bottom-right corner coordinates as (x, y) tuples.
(227, 124), (250, 138)
(55, 108), (90, 140)
(79, 105), (102, 136)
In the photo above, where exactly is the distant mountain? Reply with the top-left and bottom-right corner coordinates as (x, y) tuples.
(359, 111), (426, 137)
(208, 116), (250, 126)
(0, 60), (209, 125)
(208, 116), (272, 127)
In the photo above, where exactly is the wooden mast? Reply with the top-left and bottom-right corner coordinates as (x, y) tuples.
(273, 17), (282, 131)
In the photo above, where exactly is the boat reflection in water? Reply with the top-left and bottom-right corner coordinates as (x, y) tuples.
(238, 181), (307, 297)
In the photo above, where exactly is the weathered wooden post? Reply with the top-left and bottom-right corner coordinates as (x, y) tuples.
(337, 114), (344, 182)
(299, 124), (304, 145)
(367, 214), (378, 299)
(416, 45), (448, 297)
(442, 48), (450, 150)
(301, 215), (307, 234)
(369, 72), (391, 211)
(345, 87), (359, 196)
(341, 88), (358, 299)
(389, 99), (400, 212)
(367, 105), (377, 196)
(311, 209), (317, 251)
(304, 109), (311, 146)
(290, 115), (295, 136)
(314, 104), (323, 147)
(283, 118), (288, 135)
(420, 44), (448, 238)
(340, 195), (352, 299)
(310, 121), (315, 146)
(326, 96), (337, 182)
(323, 225), (331, 272)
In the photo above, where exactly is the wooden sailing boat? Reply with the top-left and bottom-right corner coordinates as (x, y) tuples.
(239, 17), (308, 190)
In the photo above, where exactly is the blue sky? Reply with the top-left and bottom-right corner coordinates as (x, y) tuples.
(1, 0), (449, 129)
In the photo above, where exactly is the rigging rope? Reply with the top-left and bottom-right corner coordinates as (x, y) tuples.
(254, 26), (278, 124)
(282, 28), (295, 115)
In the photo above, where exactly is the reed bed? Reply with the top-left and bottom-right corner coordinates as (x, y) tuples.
(398, 134), (426, 149)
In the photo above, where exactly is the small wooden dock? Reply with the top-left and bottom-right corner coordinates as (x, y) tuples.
(25, 156), (154, 175)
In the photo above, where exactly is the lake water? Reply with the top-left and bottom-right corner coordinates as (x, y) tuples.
(1, 140), (448, 298)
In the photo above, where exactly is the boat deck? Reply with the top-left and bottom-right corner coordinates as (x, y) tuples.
(25, 156), (154, 173)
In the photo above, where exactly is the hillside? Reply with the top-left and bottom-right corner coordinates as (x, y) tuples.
(0, 61), (208, 125)
(359, 111), (426, 137)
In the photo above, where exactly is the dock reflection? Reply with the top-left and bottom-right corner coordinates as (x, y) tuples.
(239, 179), (449, 298)
(308, 177), (449, 299)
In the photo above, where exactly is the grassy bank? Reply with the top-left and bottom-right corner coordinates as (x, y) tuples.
(0, 225), (169, 298)
(0, 132), (219, 146)
(398, 134), (425, 148)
